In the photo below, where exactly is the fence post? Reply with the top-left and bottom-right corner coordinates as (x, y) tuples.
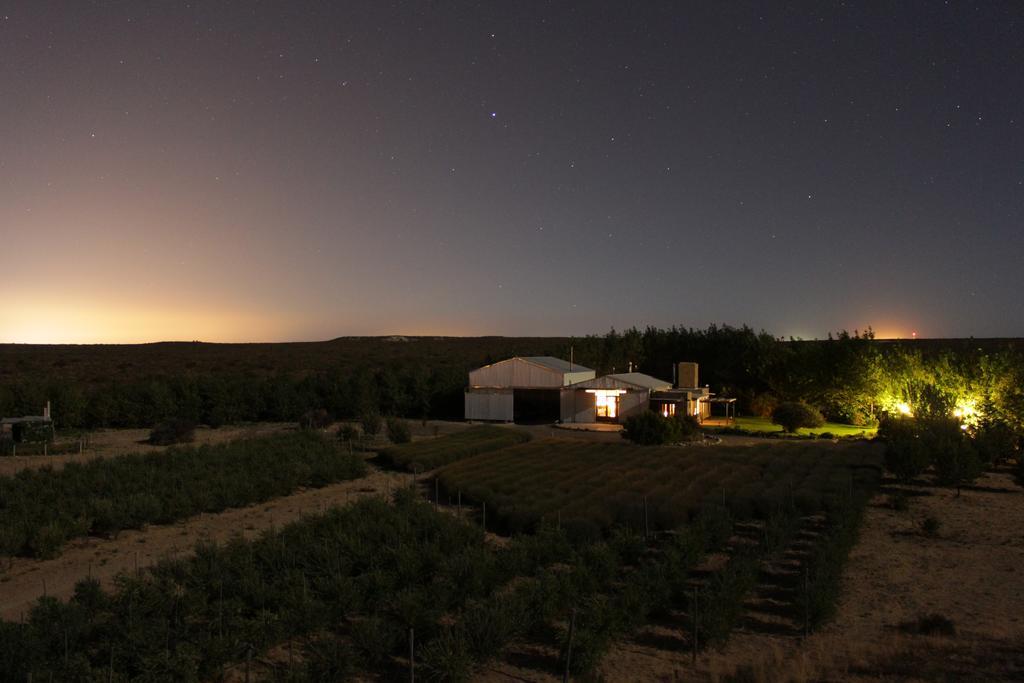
(563, 607), (577, 683)
(643, 495), (649, 541)
(803, 565), (810, 637)
(409, 627), (415, 682)
(691, 586), (698, 662)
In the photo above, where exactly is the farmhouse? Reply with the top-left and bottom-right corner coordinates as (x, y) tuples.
(465, 358), (712, 424)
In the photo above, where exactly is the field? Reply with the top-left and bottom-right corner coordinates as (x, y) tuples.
(0, 432), (365, 559)
(0, 419), (1019, 681)
(377, 424), (531, 471)
(437, 439), (884, 535)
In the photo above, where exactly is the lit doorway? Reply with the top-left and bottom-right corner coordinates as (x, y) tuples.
(587, 389), (625, 421)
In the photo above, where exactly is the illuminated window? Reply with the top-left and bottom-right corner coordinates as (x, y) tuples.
(660, 403), (676, 417)
(587, 389), (624, 419)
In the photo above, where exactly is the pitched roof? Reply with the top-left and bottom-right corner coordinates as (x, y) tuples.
(569, 372), (673, 391)
(604, 372), (673, 390)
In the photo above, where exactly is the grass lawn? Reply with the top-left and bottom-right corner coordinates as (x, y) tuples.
(728, 415), (876, 437)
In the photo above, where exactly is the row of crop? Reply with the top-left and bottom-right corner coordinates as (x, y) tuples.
(800, 493), (870, 631)
(437, 440), (883, 537)
(377, 425), (530, 471)
(415, 504), (735, 680)
(0, 491), (574, 681)
(0, 432), (366, 559)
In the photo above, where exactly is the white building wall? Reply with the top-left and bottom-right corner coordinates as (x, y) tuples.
(560, 389), (596, 423)
(617, 390), (650, 421)
(464, 389), (514, 421)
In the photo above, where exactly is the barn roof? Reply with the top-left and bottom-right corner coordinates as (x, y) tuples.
(520, 356), (593, 373)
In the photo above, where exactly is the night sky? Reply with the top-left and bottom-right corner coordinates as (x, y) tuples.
(2, 2), (1021, 343)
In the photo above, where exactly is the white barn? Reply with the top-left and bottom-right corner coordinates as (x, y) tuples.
(465, 356), (595, 422)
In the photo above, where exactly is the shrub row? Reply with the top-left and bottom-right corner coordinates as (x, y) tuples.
(694, 509), (802, 649)
(879, 416), (986, 488)
(0, 431), (366, 559)
(0, 492), (572, 682)
(377, 425), (530, 472)
(419, 506), (733, 680)
(437, 440), (883, 536)
(800, 494), (869, 631)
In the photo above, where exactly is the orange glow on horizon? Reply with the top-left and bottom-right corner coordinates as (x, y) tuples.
(0, 301), (298, 345)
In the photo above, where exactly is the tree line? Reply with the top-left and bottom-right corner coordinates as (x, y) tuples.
(569, 325), (1024, 430)
(2, 326), (1023, 433)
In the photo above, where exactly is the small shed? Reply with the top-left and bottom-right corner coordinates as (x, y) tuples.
(1, 402), (54, 443)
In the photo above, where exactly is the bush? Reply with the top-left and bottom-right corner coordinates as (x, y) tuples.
(148, 418), (196, 446)
(878, 417), (930, 484)
(748, 393), (778, 418)
(674, 413), (703, 442)
(912, 418), (982, 490)
(337, 424), (360, 442)
(299, 408), (331, 430)
(360, 411), (382, 437)
(386, 417), (411, 444)
(921, 515), (941, 537)
(770, 402), (825, 433)
(972, 421), (1018, 466)
(622, 410), (699, 445)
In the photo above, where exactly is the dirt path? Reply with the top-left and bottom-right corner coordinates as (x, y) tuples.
(0, 464), (412, 621)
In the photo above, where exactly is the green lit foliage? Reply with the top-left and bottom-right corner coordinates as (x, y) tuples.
(771, 402), (825, 433)
(879, 417), (983, 489)
(878, 417), (931, 483)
